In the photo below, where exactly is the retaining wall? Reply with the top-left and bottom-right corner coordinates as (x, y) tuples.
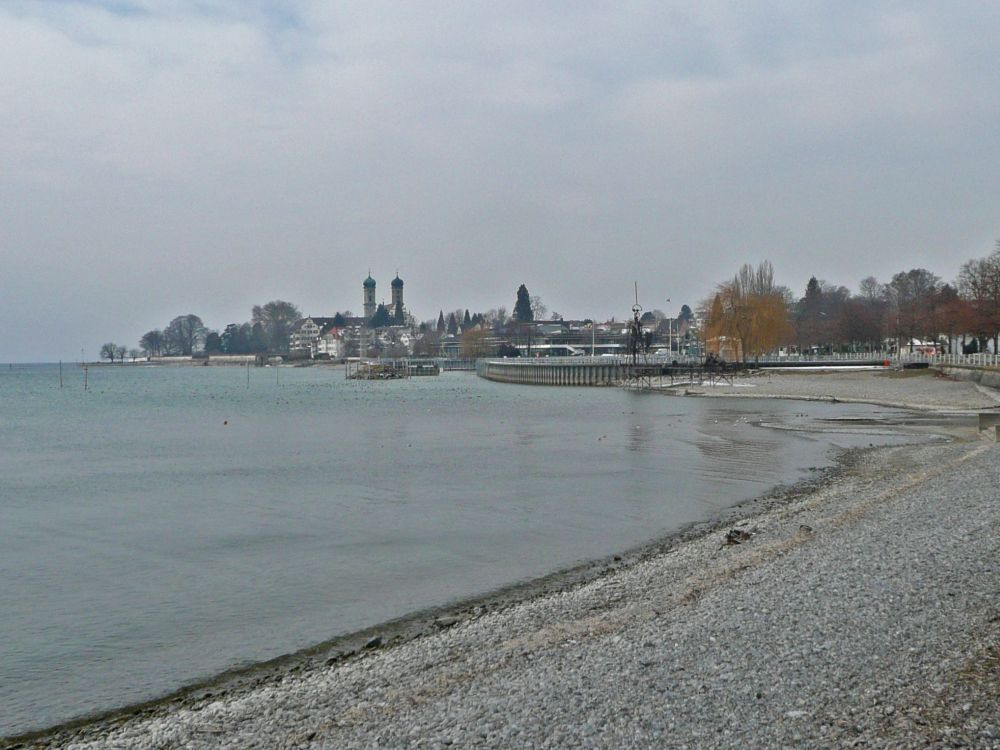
(938, 364), (1000, 390)
(476, 359), (622, 386)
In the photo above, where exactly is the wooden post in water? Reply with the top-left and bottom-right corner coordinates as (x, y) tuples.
(59, 360), (63, 388)
(84, 365), (88, 391)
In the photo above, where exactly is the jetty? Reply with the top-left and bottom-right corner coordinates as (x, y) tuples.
(346, 359), (441, 380)
(475, 355), (896, 387)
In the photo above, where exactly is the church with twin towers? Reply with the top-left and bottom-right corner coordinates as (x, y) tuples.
(363, 271), (407, 325)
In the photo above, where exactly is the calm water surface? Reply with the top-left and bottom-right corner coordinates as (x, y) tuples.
(0, 364), (910, 736)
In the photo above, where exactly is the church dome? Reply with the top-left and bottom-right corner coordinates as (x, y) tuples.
(363, 275), (376, 288)
(391, 275), (403, 288)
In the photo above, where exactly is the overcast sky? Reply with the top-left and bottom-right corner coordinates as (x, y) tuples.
(2, 1), (998, 361)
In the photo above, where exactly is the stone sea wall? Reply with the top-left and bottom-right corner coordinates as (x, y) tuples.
(939, 364), (1000, 390)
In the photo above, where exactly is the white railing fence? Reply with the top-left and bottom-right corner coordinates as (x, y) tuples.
(478, 351), (999, 368)
(894, 351), (999, 367)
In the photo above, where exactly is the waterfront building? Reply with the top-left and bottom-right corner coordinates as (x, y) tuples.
(317, 328), (345, 358)
(289, 317), (341, 356)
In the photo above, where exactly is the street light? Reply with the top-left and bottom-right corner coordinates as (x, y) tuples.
(665, 298), (671, 356)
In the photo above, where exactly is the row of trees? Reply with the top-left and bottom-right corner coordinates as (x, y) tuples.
(703, 244), (1000, 361)
(99, 342), (141, 363)
(426, 286), (553, 339)
(137, 301), (303, 357)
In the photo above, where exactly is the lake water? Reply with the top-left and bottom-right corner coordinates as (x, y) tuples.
(0, 364), (911, 737)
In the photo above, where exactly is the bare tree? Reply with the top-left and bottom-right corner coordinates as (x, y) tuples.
(484, 307), (508, 329)
(888, 269), (941, 348)
(707, 261), (792, 361)
(252, 300), (301, 353)
(163, 315), (206, 356)
(460, 328), (493, 357)
(858, 276), (884, 300)
(957, 249), (1000, 351)
(839, 297), (885, 352)
(529, 295), (547, 321)
(413, 330), (442, 357)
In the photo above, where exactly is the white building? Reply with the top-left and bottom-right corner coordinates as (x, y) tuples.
(317, 328), (345, 358)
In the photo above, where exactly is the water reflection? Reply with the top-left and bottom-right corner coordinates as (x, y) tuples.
(626, 410), (655, 453)
(695, 405), (803, 488)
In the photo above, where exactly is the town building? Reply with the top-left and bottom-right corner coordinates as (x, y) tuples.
(289, 317), (341, 355)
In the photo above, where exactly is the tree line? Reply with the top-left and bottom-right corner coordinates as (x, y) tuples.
(702, 243), (1000, 361)
(130, 301), (303, 359)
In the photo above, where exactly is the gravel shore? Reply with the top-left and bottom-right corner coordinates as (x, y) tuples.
(679, 368), (1000, 411)
(9, 371), (1000, 749)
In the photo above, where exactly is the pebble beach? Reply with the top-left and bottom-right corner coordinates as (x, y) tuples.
(8, 369), (1000, 749)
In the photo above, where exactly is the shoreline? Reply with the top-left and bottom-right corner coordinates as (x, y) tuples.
(4, 443), (865, 747)
(6, 371), (999, 748)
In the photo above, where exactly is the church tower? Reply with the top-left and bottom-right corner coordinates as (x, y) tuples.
(363, 273), (376, 321)
(391, 273), (404, 310)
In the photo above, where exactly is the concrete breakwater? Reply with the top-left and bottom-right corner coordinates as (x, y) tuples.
(475, 358), (876, 387)
(475, 358), (726, 386)
(475, 358), (623, 385)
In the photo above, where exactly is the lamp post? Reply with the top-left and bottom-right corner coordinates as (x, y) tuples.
(665, 298), (671, 356)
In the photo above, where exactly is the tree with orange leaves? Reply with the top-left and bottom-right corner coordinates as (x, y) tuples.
(703, 261), (793, 362)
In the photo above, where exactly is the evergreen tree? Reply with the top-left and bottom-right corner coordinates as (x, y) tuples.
(250, 322), (268, 353)
(394, 300), (405, 325)
(463, 309), (471, 327)
(513, 284), (533, 322)
(369, 304), (392, 328)
(678, 304), (694, 321)
(447, 312), (458, 335)
(437, 310), (446, 333)
(220, 324), (238, 353)
(332, 312), (346, 327)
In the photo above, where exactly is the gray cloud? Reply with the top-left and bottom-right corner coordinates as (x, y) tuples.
(2, 1), (998, 360)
